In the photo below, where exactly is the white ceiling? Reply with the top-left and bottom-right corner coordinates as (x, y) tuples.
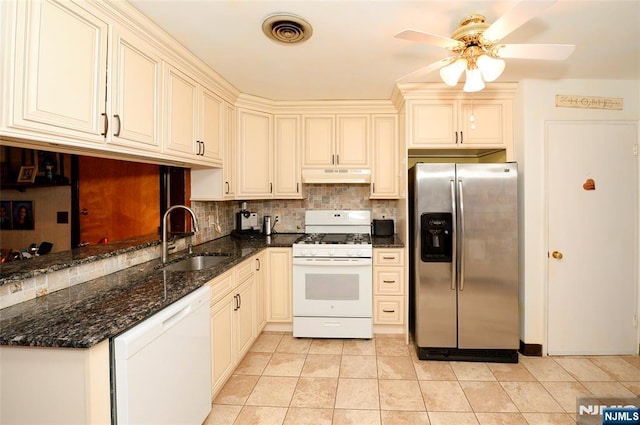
(129, 0), (640, 101)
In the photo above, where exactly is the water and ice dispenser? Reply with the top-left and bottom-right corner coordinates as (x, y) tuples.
(420, 213), (453, 263)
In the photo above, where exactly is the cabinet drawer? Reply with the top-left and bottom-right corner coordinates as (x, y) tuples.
(374, 249), (404, 266)
(235, 257), (254, 283)
(374, 268), (404, 295)
(373, 296), (404, 325)
(208, 269), (234, 305)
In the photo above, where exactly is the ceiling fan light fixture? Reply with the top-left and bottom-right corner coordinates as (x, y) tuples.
(476, 54), (505, 82)
(463, 67), (485, 93)
(440, 58), (467, 86)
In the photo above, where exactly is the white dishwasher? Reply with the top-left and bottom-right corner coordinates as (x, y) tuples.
(113, 285), (211, 425)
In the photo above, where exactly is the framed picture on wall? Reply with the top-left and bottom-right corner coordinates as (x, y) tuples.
(12, 201), (34, 230)
(17, 166), (37, 183)
(0, 201), (11, 229)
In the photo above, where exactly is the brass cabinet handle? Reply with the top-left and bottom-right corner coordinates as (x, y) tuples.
(382, 309), (395, 313)
(113, 114), (121, 137)
(551, 251), (563, 259)
(101, 113), (109, 136)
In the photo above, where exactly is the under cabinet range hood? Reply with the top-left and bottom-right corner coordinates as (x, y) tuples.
(301, 168), (371, 184)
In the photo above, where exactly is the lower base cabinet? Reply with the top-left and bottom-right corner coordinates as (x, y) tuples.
(0, 340), (111, 424)
(208, 254), (260, 398)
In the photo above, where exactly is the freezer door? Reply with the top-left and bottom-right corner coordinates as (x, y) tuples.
(456, 163), (519, 349)
(412, 163), (457, 348)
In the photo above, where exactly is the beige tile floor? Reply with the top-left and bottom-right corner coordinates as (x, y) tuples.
(203, 333), (640, 425)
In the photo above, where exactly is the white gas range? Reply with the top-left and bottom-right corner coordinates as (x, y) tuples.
(292, 210), (373, 339)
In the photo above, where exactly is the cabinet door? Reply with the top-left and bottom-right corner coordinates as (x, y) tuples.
(210, 294), (235, 396)
(459, 100), (511, 146)
(164, 65), (198, 158)
(235, 279), (255, 359)
(267, 248), (292, 322)
(336, 115), (369, 167)
(302, 115), (334, 167)
(408, 101), (457, 147)
(223, 103), (236, 199)
(110, 27), (162, 151)
(254, 253), (267, 332)
(12, 0), (108, 142)
(198, 88), (223, 165)
(274, 115), (301, 198)
(370, 115), (398, 199)
(237, 109), (272, 197)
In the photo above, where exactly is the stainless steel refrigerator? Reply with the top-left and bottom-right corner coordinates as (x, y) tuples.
(409, 163), (519, 363)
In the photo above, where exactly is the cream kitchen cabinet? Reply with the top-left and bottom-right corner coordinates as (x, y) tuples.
(254, 251), (267, 331)
(302, 115), (370, 168)
(191, 102), (236, 201)
(236, 110), (302, 199)
(373, 248), (405, 327)
(208, 255), (260, 398)
(266, 247), (293, 323)
(407, 98), (512, 149)
(0, 340), (111, 424)
(9, 0), (109, 144)
(274, 115), (303, 198)
(236, 108), (273, 198)
(370, 114), (399, 199)
(8, 0), (166, 154)
(109, 25), (163, 153)
(164, 64), (223, 166)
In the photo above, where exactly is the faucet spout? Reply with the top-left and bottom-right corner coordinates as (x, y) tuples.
(162, 205), (199, 263)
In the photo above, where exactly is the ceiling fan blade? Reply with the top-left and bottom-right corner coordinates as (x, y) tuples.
(396, 57), (454, 82)
(395, 29), (464, 50)
(495, 43), (576, 60)
(481, 0), (556, 43)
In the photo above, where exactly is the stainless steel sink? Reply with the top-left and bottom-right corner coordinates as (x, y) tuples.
(161, 255), (230, 272)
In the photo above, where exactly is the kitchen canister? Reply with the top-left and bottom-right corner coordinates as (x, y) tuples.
(263, 215), (271, 235)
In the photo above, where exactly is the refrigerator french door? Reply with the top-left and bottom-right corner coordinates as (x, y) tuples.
(409, 163), (519, 363)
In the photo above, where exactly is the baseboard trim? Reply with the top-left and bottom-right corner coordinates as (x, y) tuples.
(519, 340), (543, 356)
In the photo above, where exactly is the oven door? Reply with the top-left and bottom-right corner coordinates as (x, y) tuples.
(293, 257), (372, 318)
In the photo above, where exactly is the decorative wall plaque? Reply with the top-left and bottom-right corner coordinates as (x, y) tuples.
(555, 95), (623, 110)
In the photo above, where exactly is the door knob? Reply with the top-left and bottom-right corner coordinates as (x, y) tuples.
(551, 251), (563, 259)
(80, 208), (89, 216)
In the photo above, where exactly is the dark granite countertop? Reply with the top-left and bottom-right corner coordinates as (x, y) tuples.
(0, 232), (404, 349)
(0, 233), (162, 285)
(372, 234), (405, 248)
(0, 233), (303, 348)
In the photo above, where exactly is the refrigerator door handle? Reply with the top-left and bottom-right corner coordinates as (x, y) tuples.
(450, 179), (457, 291)
(458, 179), (465, 291)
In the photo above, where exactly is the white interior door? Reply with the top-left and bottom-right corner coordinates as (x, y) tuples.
(547, 121), (638, 355)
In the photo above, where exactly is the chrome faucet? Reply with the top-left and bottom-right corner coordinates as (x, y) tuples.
(162, 205), (200, 263)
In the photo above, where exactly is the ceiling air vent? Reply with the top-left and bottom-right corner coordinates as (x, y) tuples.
(262, 13), (313, 45)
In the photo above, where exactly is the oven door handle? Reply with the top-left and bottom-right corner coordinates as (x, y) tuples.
(292, 257), (372, 266)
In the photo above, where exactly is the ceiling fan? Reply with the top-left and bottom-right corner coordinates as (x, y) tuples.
(395, 0), (576, 92)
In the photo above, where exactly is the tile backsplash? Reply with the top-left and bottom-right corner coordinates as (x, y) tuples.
(192, 184), (399, 239)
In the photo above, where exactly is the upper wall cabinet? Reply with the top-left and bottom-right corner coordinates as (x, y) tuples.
(190, 102), (236, 201)
(109, 25), (163, 152)
(3, 0), (229, 168)
(164, 64), (223, 166)
(370, 114), (399, 199)
(236, 108), (273, 198)
(273, 115), (302, 198)
(302, 115), (370, 168)
(408, 99), (512, 148)
(9, 0), (109, 144)
(403, 85), (516, 159)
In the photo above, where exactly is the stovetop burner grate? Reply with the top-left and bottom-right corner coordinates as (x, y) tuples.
(296, 233), (371, 245)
